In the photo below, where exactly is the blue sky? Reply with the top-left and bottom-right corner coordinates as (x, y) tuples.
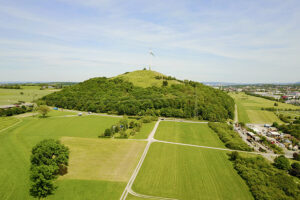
(0, 0), (299, 83)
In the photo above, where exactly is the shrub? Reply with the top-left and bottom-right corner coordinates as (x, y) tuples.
(273, 155), (291, 170)
(289, 163), (300, 178)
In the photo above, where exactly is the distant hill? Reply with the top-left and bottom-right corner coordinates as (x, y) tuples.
(42, 70), (235, 121)
(114, 70), (182, 88)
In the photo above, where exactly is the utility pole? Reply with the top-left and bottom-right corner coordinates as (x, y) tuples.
(194, 85), (198, 119)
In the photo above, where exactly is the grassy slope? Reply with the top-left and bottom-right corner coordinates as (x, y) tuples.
(132, 143), (253, 200)
(0, 86), (58, 105)
(0, 115), (137, 200)
(155, 121), (225, 148)
(130, 121), (156, 139)
(114, 70), (182, 88)
(230, 92), (298, 124)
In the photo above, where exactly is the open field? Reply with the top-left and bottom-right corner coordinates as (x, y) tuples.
(48, 179), (125, 200)
(230, 92), (298, 124)
(60, 137), (146, 182)
(132, 142), (253, 200)
(0, 115), (136, 200)
(131, 121), (156, 139)
(0, 86), (58, 105)
(155, 121), (225, 148)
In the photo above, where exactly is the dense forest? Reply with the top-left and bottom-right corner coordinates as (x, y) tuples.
(42, 77), (234, 121)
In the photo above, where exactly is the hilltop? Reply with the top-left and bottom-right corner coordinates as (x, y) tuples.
(114, 70), (182, 88)
(42, 70), (235, 121)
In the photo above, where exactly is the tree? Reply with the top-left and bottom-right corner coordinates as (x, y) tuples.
(30, 178), (55, 199)
(104, 128), (111, 137)
(29, 139), (69, 199)
(273, 155), (291, 170)
(229, 151), (240, 161)
(293, 153), (300, 161)
(274, 102), (278, 106)
(162, 80), (168, 87)
(38, 105), (50, 117)
(289, 162), (300, 178)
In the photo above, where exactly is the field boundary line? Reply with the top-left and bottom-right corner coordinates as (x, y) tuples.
(154, 139), (278, 157)
(128, 187), (178, 200)
(0, 118), (22, 134)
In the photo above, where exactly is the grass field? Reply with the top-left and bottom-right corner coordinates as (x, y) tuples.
(131, 121), (156, 139)
(48, 179), (125, 200)
(115, 70), (181, 88)
(0, 86), (58, 105)
(155, 121), (225, 148)
(132, 143), (253, 200)
(0, 115), (144, 200)
(60, 137), (146, 182)
(230, 92), (298, 124)
(0, 117), (19, 131)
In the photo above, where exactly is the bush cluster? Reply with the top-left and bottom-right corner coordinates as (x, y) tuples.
(29, 139), (69, 199)
(0, 105), (33, 117)
(273, 122), (300, 140)
(208, 123), (253, 151)
(100, 116), (156, 138)
(230, 152), (300, 200)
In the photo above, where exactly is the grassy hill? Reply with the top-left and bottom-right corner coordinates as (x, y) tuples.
(114, 70), (182, 88)
(42, 70), (235, 121)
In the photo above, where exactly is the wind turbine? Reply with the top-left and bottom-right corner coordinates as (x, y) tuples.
(149, 49), (155, 71)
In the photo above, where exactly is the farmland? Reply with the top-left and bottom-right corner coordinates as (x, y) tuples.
(132, 143), (253, 200)
(230, 92), (298, 124)
(155, 121), (225, 148)
(0, 86), (58, 105)
(0, 114), (145, 200)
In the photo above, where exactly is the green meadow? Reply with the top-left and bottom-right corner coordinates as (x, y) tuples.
(132, 143), (253, 200)
(230, 92), (298, 124)
(131, 121), (156, 139)
(0, 114), (146, 200)
(155, 121), (225, 148)
(0, 86), (58, 105)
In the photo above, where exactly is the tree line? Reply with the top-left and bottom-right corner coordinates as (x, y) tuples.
(0, 105), (33, 117)
(0, 85), (21, 89)
(245, 91), (285, 103)
(42, 77), (234, 122)
(229, 152), (299, 200)
(208, 122), (253, 151)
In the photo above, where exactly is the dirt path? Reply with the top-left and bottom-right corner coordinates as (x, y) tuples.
(234, 104), (238, 123)
(120, 120), (163, 200)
